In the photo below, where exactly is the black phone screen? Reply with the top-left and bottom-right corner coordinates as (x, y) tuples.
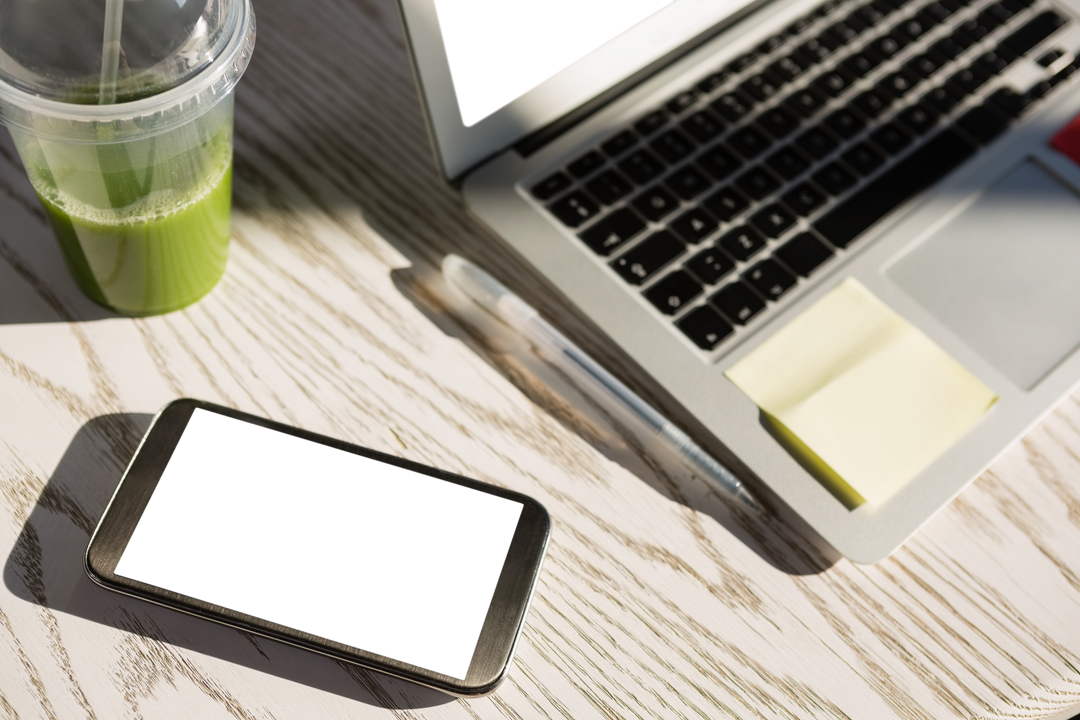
(87, 400), (549, 695)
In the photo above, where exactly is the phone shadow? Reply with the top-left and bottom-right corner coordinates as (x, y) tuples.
(2, 412), (456, 712)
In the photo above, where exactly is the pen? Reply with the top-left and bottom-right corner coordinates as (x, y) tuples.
(442, 254), (760, 513)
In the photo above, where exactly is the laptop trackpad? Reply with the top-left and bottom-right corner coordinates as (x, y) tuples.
(887, 159), (1080, 390)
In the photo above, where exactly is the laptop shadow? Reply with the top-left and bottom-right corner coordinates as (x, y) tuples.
(2, 413), (455, 712)
(388, 260), (843, 577)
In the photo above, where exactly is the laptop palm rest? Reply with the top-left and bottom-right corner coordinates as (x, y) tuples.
(886, 158), (1080, 391)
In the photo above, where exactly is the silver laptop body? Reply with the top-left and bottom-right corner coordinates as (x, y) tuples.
(397, 0), (1080, 562)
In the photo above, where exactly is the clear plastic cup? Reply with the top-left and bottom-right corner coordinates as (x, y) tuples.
(0, 0), (255, 315)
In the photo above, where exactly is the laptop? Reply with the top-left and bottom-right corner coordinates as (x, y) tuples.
(396, 0), (1080, 562)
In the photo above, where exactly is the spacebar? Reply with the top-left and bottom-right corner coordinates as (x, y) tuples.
(813, 129), (978, 248)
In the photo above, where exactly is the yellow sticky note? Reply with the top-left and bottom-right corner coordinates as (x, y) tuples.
(725, 278), (997, 506)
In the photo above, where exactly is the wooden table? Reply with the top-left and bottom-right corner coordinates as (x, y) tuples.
(3, 0), (1080, 716)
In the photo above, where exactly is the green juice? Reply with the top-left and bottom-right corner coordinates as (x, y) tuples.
(18, 102), (235, 316)
(37, 159), (232, 316)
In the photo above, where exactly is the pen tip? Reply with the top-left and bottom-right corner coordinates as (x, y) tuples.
(735, 485), (761, 513)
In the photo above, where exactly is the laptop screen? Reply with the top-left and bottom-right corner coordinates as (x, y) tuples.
(437, 0), (676, 127)
(400, 0), (760, 179)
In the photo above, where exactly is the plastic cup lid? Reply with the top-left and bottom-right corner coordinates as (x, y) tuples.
(0, 0), (254, 139)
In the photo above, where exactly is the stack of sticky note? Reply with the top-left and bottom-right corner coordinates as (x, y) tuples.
(725, 278), (997, 507)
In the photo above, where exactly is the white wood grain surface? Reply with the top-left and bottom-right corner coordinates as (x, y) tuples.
(2, 0), (1080, 717)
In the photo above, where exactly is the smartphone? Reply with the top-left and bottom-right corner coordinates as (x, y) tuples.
(86, 399), (550, 697)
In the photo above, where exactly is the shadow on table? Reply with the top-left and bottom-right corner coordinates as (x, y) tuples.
(2, 413), (456, 712)
(389, 262), (844, 577)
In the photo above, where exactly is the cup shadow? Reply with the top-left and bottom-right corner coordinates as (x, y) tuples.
(2, 412), (455, 711)
(0, 133), (118, 325)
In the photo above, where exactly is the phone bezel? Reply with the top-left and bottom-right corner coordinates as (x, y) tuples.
(86, 398), (551, 697)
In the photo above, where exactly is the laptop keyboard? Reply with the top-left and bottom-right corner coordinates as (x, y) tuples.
(529, 0), (1074, 353)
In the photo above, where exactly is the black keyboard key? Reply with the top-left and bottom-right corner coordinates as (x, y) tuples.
(719, 226), (767, 260)
(898, 15), (930, 41)
(736, 166), (782, 199)
(813, 128), (976, 247)
(751, 203), (798, 238)
(979, 48), (1016, 75)
(782, 182), (827, 215)
(687, 246), (736, 284)
(652, 129), (697, 163)
(744, 259), (797, 300)
(579, 208), (646, 255)
(921, 2), (953, 23)
(611, 231), (685, 284)
(771, 55), (809, 82)
(905, 52), (946, 80)
(957, 103), (1011, 144)
(815, 67), (857, 97)
(853, 89), (891, 118)
(786, 86), (829, 117)
(729, 51), (760, 73)
(549, 191), (600, 227)
(729, 126), (774, 158)
(977, 4), (1011, 31)
(758, 105), (801, 138)
(842, 141), (887, 173)
(698, 144), (743, 181)
(533, 172), (572, 200)
(667, 90), (700, 115)
(1004, 11), (1068, 55)
(877, 69), (921, 99)
(870, 121), (914, 154)
(948, 65), (991, 95)
(775, 232), (835, 275)
(767, 145), (812, 179)
(671, 207), (719, 243)
(704, 186), (751, 221)
(1050, 62), (1077, 85)
(788, 15), (814, 34)
(825, 107), (866, 139)
(632, 185), (680, 221)
(635, 110), (669, 136)
(586, 169), (634, 205)
(602, 130), (638, 158)
(620, 149), (666, 184)
(712, 91), (756, 122)
(1002, 0), (1034, 11)
(712, 282), (766, 324)
(1037, 48), (1066, 67)
(797, 126), (840, 159)
(931, 35), (968, 61)
(697, 70), (732, 93)
(827, 20), (862, 44)
(677, 306), (734, 349)
(682, 110), (726, 142)
(844, 50), (884, 77)
(568, 151), (605, 179)
(800, 37), (835, 63)
(987, 86), (1030, 117)
(667, 165), (713, 200)
(923, 84), (962, 112)
(853, 3), (886, 28)
(898, 103), (940, 134)
(813, 161), (857, 195)
(644, 270), (703, 314)
(871, 33), (908, 60)
(958, 17), (992, 43)
(742, 71), (786, 101)
(759, 32), (790, 54)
